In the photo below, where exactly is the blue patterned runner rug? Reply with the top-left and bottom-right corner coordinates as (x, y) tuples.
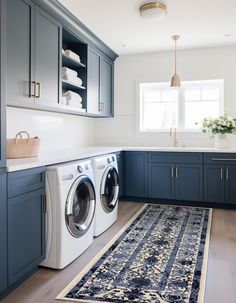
(57, 204), (212, 303)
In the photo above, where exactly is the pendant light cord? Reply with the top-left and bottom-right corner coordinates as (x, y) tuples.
(174, 38), (177, 74)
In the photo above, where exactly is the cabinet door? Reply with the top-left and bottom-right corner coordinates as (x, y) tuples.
(100, 57), (113, 116)
(204, 165), (224, 203)
(148, 163), (174, 199)
(175, 164), (203, 201)
(124, 152), (147, 197)
(8, 189), (45, 286)
(34, 7), (61, 105)
(225, 166), (236, 204)
(0, 173), (7, 295)
(87, 48), (100, 115)
(6, 0), (34, 104)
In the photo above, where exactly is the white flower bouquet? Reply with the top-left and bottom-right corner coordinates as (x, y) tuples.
(202, 110), (236, 137)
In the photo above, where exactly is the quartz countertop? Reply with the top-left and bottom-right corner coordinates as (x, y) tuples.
(6, 146), (236, 172)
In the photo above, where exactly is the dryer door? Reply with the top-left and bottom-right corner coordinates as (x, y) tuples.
(101, 166), (119, 213)
(66, 176), (96, 238)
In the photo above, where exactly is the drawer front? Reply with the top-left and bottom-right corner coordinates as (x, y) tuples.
(204, 153), (236, 165)
(8, 167), (45, 198)
(148, 152), (203, 164)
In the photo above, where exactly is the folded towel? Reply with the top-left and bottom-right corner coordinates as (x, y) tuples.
(63, 90), (82, 102)
(67, 99), (84, 108)
(62, 74), (83, 86)
(64, 49), (81, 63)
(62, 48), (65, 55)
(62, 67), (77, 78)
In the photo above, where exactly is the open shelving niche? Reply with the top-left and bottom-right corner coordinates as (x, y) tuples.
(62, 28), (88, 112)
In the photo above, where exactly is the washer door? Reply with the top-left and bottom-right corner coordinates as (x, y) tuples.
(65, 176), (96, 238)
(101, 166), (119, 213)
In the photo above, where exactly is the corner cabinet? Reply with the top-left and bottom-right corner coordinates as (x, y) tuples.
(7, 168), (46, 288)
(6, 0), (61, 106)
(87, 47), (113, 116)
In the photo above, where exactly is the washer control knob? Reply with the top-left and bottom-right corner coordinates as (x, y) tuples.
(85, 164), (89, 170)
(107, 158), (111, 164)
(77, 165), (83, 173)
(112, 156), (115, 162)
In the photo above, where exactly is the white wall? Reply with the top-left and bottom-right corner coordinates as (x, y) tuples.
(95, 45), (236, 147)
(7, 107), (96, 155)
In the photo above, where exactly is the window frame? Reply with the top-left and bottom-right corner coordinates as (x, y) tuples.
(136, 79), (224, 133)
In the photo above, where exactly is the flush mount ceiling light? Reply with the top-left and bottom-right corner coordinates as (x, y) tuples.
(170, 35), (181, 87)
(140, 2), (168, 20)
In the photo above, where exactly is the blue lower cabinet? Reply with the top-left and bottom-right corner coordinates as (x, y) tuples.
(224, 166), (236, 205)
(8, 189), (45, 286)
(0, 173), (7, 296)
(124, 152), (147, 197)
(204, 165), (224, 203)
(175, 164), (203, 201)
(148, 163), (174, 199)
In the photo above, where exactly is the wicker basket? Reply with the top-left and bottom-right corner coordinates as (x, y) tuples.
(7, 131), (40, 159)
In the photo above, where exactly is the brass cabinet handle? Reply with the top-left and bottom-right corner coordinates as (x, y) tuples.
(175, 167), (178, 178)
(171, 166), (174, 178)
(220, 168), (224, 180)
(31, 81), (40, 98)
(35, 81), (40, 98)
(31, 81), (36, 97)
(99, 102), (104, 112)
(226, 168), (229, 180)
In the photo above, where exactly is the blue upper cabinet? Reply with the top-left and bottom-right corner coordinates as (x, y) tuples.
(124, 152), (147, 197)
(87, 47), (114, 116)
(100, 57), (113, 116)
(6, 0), (117, 117)
(34, 6), (61, 106)
(7, 0), (61, 107)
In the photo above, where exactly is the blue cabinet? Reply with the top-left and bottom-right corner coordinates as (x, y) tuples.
(0, 173), (7, 296)
(174, 164), (203, 201)
(204, 165), (224, 203)
(7, 0), (61, 106)
(148, 152), (203, 202)
(148, 163), (174, 199)
(124, 152), (147, 197)
(7, 168), (45, 289)
(87, 48), (114, 116)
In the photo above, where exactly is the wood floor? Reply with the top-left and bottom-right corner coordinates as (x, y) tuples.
(1, 201), (236, 303)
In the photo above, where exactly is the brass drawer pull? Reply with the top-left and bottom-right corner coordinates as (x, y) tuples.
(226, 168), (229, 180)
(171, 166), (174, 178)
(220, 168), (224, 180)
(175, 167), (178, 178)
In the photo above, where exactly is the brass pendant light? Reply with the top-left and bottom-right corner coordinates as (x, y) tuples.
(170, 35), (181, 87)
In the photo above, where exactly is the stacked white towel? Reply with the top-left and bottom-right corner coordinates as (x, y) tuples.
(63, 90), (83, 108)
(62, 67), (83, 86)
(64, 49), (81, 63)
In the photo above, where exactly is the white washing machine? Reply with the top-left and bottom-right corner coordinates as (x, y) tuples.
(92, 154), (119, 237)
(41, 160), (96, 269)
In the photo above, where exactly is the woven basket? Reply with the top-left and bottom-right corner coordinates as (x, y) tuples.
(7, 131), (40, 159)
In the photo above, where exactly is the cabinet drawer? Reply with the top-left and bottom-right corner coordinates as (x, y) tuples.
(148, 152), (203, 164)
(8, 167), (45, 198)
(204, 153), (236, 165)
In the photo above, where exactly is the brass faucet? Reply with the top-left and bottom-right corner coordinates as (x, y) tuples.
(170, 127), (178, 147)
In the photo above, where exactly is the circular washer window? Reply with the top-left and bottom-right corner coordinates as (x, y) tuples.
(65, 176), (96, 238)
(101, 166), (119, 213)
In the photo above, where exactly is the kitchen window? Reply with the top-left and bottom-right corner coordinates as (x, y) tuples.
(139, 79), (224, 132)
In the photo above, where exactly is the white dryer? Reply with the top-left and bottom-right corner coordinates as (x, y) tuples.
(41, 160), (96, 269)
(92, 154), (119, 237)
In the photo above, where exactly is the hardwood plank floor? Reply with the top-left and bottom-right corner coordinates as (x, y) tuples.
(1, 201), (236, 303)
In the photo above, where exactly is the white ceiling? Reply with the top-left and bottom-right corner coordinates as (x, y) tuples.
(58, 0), (236, 55)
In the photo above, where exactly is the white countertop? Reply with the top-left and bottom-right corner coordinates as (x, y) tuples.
(7, 146), (236, 172)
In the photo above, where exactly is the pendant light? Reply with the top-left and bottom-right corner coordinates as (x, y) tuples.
(170, 35), (181, 87)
